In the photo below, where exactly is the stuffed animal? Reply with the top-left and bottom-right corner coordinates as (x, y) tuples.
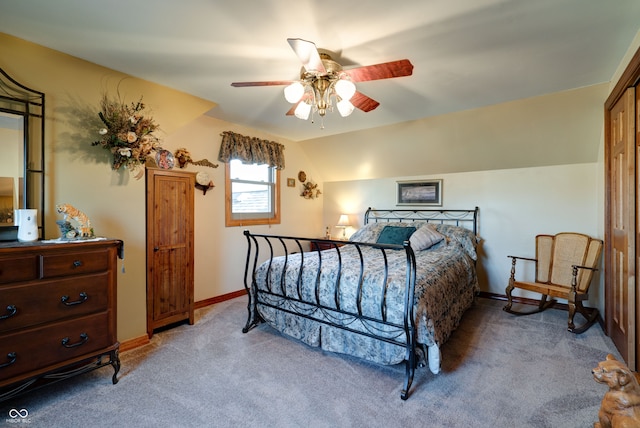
(593, 354), (640, 428)
(55, 204), (93, 238)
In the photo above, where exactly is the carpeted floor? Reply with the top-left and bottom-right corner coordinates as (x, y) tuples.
(0, 297), (621, 427)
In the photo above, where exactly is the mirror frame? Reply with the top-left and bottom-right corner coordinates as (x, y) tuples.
(0, 67), (45, 241)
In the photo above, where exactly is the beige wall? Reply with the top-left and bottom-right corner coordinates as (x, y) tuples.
(0, 33), (324, 342)
(299, 84), (607, 182)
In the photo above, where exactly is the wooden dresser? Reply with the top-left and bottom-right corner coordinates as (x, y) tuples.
(0, 239), (123, 401)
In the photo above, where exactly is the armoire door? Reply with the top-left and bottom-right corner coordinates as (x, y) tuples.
(146, 168), (195, 338)
(606, 87), (636, 369)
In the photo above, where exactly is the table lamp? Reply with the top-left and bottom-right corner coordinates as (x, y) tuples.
(335, 214), (350, 240)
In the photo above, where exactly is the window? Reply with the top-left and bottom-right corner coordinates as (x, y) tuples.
(225, 159), (280, 226)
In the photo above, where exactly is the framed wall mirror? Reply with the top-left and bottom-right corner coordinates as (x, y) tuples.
(0, 67), (44, 241)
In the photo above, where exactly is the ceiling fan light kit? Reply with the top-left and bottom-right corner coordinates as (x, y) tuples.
(231, 38), (413, 128)
(283, 52), (358, 121)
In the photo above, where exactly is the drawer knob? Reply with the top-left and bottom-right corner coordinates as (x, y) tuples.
(61, 292), (88, 306)
(0, 352), (16, 369)
(61, 333), (89, 348)
(72, 260), (83, 268)
(0, 305), (17, 320)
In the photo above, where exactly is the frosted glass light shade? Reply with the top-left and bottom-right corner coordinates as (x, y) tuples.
(284, 82), (304, 103)
(334, 79), (356, 100)
(294, 101), (311, 120)
(336, 99), (355, 117)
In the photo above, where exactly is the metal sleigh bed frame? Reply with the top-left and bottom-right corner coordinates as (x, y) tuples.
(242, 207), (479, 400)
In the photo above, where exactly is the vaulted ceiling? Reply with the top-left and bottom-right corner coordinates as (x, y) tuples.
(1, 0), (639, 142)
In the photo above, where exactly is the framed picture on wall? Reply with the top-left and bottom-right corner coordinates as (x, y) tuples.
(396, 179), (443, 206)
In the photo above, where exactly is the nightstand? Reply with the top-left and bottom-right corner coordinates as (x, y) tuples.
(310, 241), (346, 251)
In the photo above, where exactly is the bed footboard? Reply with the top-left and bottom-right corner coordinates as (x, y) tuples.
(242, 231), (419, 400)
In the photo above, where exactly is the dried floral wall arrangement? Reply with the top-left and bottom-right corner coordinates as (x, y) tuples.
(92, 95), (162, 179)
(301, 181), (321, 199)
(298, 171), (321, 199)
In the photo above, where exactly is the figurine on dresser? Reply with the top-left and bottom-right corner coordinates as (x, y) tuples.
(55, 203), (94, 239)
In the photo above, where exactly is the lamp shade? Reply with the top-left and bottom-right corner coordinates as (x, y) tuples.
(336, 214), (350, 227)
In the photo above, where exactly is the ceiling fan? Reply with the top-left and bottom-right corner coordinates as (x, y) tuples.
(231, 38), (414, 123)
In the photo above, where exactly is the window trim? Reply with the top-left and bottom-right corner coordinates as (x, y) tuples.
(224, 161), (281, 227)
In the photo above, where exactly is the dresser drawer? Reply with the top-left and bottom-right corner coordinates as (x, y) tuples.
(0, 273), (109, 333)
(0, 255), (38, 284)
(0, 312), (113, 383)
(40, 249), (109, 278)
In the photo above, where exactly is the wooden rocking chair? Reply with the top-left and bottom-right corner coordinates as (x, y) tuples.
(503, 232), (603, 334)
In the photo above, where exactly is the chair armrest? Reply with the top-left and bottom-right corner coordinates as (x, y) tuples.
(507, 255), (537, 262)
(570, 264), (598, 293)
(508, 255), (537, 281)
(571, 264), (598, 272)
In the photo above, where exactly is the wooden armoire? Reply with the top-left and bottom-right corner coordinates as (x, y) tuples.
(145, 168), (195, 338)
(605, 45), (640, 370)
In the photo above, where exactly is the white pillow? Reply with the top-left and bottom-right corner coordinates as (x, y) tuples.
(409, 223), (445, 251)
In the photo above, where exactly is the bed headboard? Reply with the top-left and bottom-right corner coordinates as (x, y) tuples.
(364, 207), (479, 235)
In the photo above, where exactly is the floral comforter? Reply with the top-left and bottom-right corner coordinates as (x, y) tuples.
(254, 223), (479, 365)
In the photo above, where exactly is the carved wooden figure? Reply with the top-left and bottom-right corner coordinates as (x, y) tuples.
(593, 354), (640, 428)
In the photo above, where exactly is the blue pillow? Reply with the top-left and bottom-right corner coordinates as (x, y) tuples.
(376, 226), (416, 245)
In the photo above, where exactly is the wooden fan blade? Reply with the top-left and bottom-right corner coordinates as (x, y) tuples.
(285, 103), (298, 116)
(231, 81), (293, 87)
(287, 38), (327, 74)
(351, 91), (380, 112)
(346, 59), (413, 82)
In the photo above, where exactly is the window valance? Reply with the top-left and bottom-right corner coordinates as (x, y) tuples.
(217, 131), (285, 170)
